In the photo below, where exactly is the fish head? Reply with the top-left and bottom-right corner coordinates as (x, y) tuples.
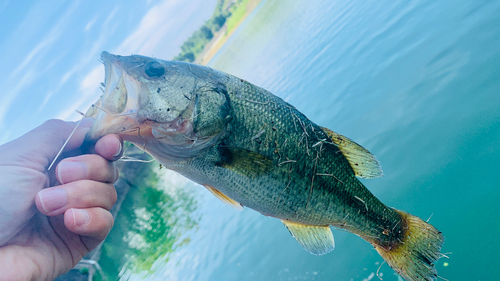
(86, 52), (231, 162)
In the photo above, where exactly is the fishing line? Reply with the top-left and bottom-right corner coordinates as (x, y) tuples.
(92, 104), (137, 117)
(48, 113), (86, 171)
(119, 156), (155, 163)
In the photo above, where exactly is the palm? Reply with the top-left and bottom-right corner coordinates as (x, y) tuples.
(1, 213), (92, 280)
(0, 120), (122, 281)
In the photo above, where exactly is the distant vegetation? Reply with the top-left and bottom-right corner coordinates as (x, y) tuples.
(225, 0), (251, 34)
(174, 0), (247, 62)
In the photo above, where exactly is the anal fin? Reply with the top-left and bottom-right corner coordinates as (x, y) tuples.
(321, 127), (383, 179)
(282, 220), (334, 255)
(203, 185), (243, 211)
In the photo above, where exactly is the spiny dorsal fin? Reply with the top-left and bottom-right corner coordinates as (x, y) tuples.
(203, 185), (243, 211)
(321, 127), (383, 179)
(282, 220), (335, 255)
(216, 146), (272, 177)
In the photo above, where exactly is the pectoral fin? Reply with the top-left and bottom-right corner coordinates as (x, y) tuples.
(321, 127), (383, 179)
(282, 220), (335, 255)
(203, 185), (243, 211)
(216, 146), (272, 177)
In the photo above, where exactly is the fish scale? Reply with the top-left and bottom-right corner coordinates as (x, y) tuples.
(216, 78), (400, 237)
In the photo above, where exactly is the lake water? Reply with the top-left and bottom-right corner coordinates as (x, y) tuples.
(100, 0), (500, 280)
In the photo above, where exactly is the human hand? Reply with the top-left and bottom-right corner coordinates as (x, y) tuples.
(0, 119), (123, 281)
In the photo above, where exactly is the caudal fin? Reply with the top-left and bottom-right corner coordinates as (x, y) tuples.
(375, 210), (445, 281)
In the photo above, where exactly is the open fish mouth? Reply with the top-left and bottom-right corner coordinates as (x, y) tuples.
(84, 52), (205, 158)
(85, 52), (148, 140)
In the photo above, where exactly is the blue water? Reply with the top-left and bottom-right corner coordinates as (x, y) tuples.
(102, 0), (500, 280)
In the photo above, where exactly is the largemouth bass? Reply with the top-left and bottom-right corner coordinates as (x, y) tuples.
(86, 52), (444, 281)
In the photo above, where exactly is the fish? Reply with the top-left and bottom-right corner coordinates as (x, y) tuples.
(85, 51), (444, 281)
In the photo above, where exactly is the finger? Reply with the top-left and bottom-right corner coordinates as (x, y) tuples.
(64, 207), (114, 241)
(36, 181), (117, 215)
(56, 154), (118, 185)
(0, 118), (94, 170)
(94, 134), (123, 161)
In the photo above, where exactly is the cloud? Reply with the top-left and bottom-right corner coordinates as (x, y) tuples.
(0, 1), (82, 132)
(81, 66), (104, 95)
(55, 95), (96, 121)
(36, 7), (119, 114)
(114, 0), (214, 57)
(115, 0), (183, 55)
(0, 69), (35, 133)
(84, 15), (98, 32)
(10, 36), (56, 78)
(55, 0), (216, 122)
(51, 64), (104, 122)
(9, 1), (81, 78)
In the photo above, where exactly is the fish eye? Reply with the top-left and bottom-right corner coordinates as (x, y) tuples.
(145, 61), (165, 77)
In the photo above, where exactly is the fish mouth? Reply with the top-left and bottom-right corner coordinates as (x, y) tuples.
(85, 52), (198, 154)
(86, 51), (146, 140)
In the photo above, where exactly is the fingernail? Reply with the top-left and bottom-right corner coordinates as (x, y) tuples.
(38, 189), (68, 213)
(71, 209), (90, 226)
(80, 117), (95, 128)
(113, 141), (122, 157)
(58, 161), (88, 185)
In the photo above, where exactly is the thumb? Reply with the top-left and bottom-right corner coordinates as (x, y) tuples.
(0, 118), (94, 172)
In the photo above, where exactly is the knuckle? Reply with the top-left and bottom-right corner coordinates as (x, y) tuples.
(79, 182), (99, 206)
(42, 119), (68, 133)
(43, 119), (66, 128)
(108, 184), (118, 206)
(93, 209), (114, 235)
(73, 181), (116, 210)
(83, 155), (114, 182)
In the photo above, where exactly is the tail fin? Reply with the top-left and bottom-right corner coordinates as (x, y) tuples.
(375, 210), (444, 281)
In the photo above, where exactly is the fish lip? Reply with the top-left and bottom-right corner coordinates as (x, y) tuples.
(86, 52), (141, 140)
(101, 51), (121, 92)
(101, 51), (119, 66)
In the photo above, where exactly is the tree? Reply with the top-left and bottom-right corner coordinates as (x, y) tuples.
(200, 26), (213, 40)
(174, 52), (195, 62)
(211, 15), (226, 31)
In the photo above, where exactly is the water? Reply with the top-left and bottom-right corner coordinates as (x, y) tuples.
(101, 0), (500, 280)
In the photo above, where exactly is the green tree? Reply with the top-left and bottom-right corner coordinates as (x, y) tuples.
(200, 26), (214, 40)
(211, 15), (226, 31)
(174, 52), (195, 62)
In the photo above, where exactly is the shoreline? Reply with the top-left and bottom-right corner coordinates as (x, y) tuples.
(196, 0), (263, 65)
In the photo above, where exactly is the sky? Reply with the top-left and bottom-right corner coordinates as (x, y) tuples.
(0, 0), (217, 145)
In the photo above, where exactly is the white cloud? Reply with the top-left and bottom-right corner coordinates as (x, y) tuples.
(0, 1), (82, 130)
(84, 15), (98, 32)
(81, 66), (104, 95)
(114, 0), (209, 57)
(0, 69), (35, 133)
(56, 0), (216, 123)
(55, 95), (96, 121)
(9, 1), (81, 79)
(54, 65), (105, 121)
(37, 7), (118, 114)
(114, 0), (181, 55)
(10, 37), (55, 78)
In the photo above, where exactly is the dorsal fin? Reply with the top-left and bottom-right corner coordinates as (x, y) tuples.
(282, 220), (335, 255)
(321, 127), (383, 179)
(203, 185), (243, 211)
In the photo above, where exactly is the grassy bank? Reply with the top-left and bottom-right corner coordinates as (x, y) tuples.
(174, 0), (262, 64)
(226, 0), (250, 34)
